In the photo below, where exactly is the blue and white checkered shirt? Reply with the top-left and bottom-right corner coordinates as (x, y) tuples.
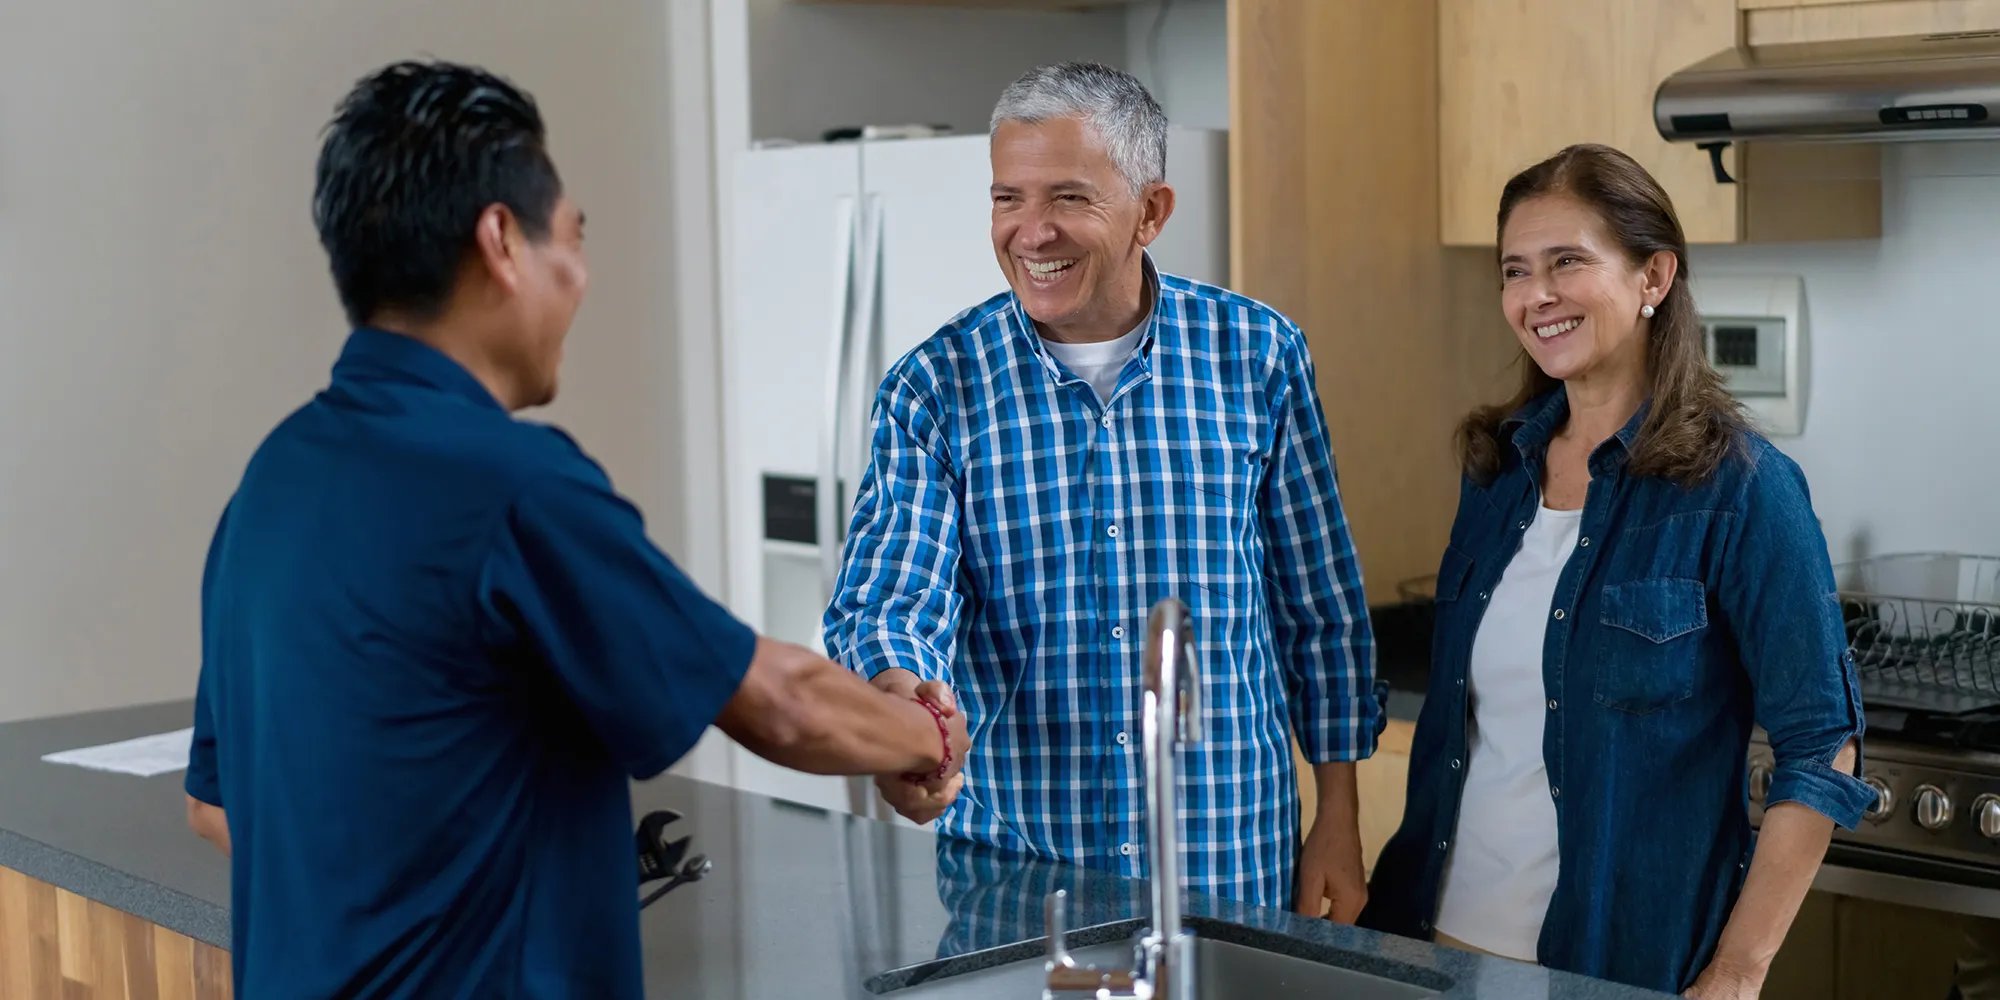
(823, 259), (1379, 909)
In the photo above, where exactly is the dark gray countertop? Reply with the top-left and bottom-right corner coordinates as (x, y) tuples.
(0, 700), (1667, 998)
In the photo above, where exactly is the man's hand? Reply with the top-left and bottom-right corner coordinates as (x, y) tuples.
(875, 771), (965, 825)
(1294, 815), (1368, 922)
(1295, 762), (1367, 922)
(871, 669), (969, 824)
(185, 794), (231, 857)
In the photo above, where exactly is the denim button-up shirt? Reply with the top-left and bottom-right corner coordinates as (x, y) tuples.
(1360, 389), (1874, 994)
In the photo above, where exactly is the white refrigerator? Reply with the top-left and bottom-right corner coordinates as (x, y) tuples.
(719, 128), (1229, 816)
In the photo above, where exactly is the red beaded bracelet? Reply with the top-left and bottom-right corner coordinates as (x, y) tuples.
(902, 696), (952, 784)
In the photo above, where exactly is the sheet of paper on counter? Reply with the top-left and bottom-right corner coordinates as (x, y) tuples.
(40, 727), (194, 778)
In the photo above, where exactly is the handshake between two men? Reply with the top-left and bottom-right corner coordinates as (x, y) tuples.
(867, 667), (968, 825)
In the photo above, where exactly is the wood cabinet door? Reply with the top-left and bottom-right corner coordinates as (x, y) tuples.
(1742, 0), (2000, 45)
(1438, 0), (1743, 245)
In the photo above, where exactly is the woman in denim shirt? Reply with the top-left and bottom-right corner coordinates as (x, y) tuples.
(1359, 144), (1874, 998)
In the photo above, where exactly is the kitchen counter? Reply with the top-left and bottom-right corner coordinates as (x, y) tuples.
(0, 700), (1669, 998)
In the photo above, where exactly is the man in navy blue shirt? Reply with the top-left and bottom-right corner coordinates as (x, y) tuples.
(181, 60), (968, 1000)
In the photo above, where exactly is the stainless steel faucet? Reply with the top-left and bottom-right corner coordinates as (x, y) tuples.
(1044, 597), (1203, 1000)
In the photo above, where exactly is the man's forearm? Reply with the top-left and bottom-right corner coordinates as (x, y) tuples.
(1312, 762), (1361, 830)
(1295, 760), (1369, 921)
(792, 669), (951, 776)
(717, 639), (959, 777)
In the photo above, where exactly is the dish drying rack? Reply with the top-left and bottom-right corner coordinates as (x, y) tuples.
(1839, 553), (2000, 715)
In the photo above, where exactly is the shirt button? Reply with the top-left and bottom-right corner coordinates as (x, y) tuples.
(1437, 840), (1449, 851)
(1115, 731), (1129, 746)
(1107, 524), (1120, 538)
(1553, 609), (1566, 620)
(1111, 625), (1126, 639)
(1120, 843), (1135, 857)
(1101, 413), (1112, 428)
(1551, 786), (1562, 799)
(1450, 758), (1462, 770)
(1548, 699), (1559, 711)
(1456, 678), (1465, 687)
(1478, 591), (1490, 601)
(1580, 536), (1592, 548)
(1517, 520), (1529, 530)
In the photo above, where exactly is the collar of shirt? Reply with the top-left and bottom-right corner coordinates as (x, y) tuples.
(331, 326), (506, 413)
(1008, 251), (1163, 390)
(1502, 386), (1654, 478)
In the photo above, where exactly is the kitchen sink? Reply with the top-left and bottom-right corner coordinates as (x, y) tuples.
(868, 917), (1451, 999)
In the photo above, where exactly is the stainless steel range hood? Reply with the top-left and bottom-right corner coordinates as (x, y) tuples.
(1656, 31), (2000, 143)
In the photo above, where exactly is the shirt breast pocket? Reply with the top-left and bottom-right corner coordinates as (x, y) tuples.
(1169, 443), (1259, 603)
(1593, 577), (1708, 715)
(1178, 443), (1256, 501)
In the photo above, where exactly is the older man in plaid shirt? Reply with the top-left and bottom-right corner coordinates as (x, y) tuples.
(823, 62), (1379, 917)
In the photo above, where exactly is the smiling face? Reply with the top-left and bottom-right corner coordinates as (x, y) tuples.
(1498, 194), (1672, 390)
(988, 115), (1172, 343)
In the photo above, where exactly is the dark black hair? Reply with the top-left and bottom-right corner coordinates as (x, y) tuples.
(311, 60), (562, 327)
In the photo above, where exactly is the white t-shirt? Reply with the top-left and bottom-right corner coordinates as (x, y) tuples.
(1433, 504), (1582, 961)
(1041, 323), (1145, 405)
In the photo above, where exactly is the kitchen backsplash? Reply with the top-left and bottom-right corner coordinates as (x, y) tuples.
(1693, 142), (2000, 565)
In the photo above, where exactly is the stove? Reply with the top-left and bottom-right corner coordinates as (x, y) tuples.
(1747, 554), (2000, 909)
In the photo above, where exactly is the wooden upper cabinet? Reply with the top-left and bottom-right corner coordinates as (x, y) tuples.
(1740, 0), (2000, 45)
(1437, 0), (1881, 245)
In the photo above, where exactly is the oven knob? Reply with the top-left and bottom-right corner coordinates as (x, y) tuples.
(1749, 763), (1772, 804)
(1976, 795), (2000, 841)
(1863, 777), (1894, 822)
(1914, 784), (1953, 832)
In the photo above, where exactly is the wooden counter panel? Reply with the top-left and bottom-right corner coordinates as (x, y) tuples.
(0, 865), (230, 1000)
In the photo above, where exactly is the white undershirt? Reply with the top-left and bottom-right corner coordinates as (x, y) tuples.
(1433, 504), (1582, 961)
(1041, 323), (1145, 405)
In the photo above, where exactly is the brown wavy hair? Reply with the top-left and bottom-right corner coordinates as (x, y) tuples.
(1456, 143), (1748, 487)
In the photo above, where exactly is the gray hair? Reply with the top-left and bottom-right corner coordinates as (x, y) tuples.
(990, 62), (1167, 195)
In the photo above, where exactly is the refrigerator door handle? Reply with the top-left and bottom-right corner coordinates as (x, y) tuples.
(817, 195), (859, 600)
(824, 196), (888, 596)
(836, 193), (888, 820)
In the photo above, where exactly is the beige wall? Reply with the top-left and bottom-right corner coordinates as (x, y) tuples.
(0, 0), (707, 725)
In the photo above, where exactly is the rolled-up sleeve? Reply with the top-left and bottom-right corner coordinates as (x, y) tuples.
(822, 373), (964, 685)
(1723, 449), (1873, 828)
(1259, 328), (1379, 763)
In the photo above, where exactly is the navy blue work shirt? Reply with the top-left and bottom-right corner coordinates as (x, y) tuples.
(185, 327), (754, 999)
(1360, 388), (1874, 994)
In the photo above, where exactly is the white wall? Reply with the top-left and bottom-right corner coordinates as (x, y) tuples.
(1693, 142), (2000, 564)
(1127, 0), (1230, 130)
(745, 0), (1130, 143)
(0, 1), (715, 733)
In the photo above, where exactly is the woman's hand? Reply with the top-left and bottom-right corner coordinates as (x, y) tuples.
(1682, 959), (1763, 999)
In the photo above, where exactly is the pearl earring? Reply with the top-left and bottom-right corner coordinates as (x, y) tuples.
(1641, 304), (1656, 318)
